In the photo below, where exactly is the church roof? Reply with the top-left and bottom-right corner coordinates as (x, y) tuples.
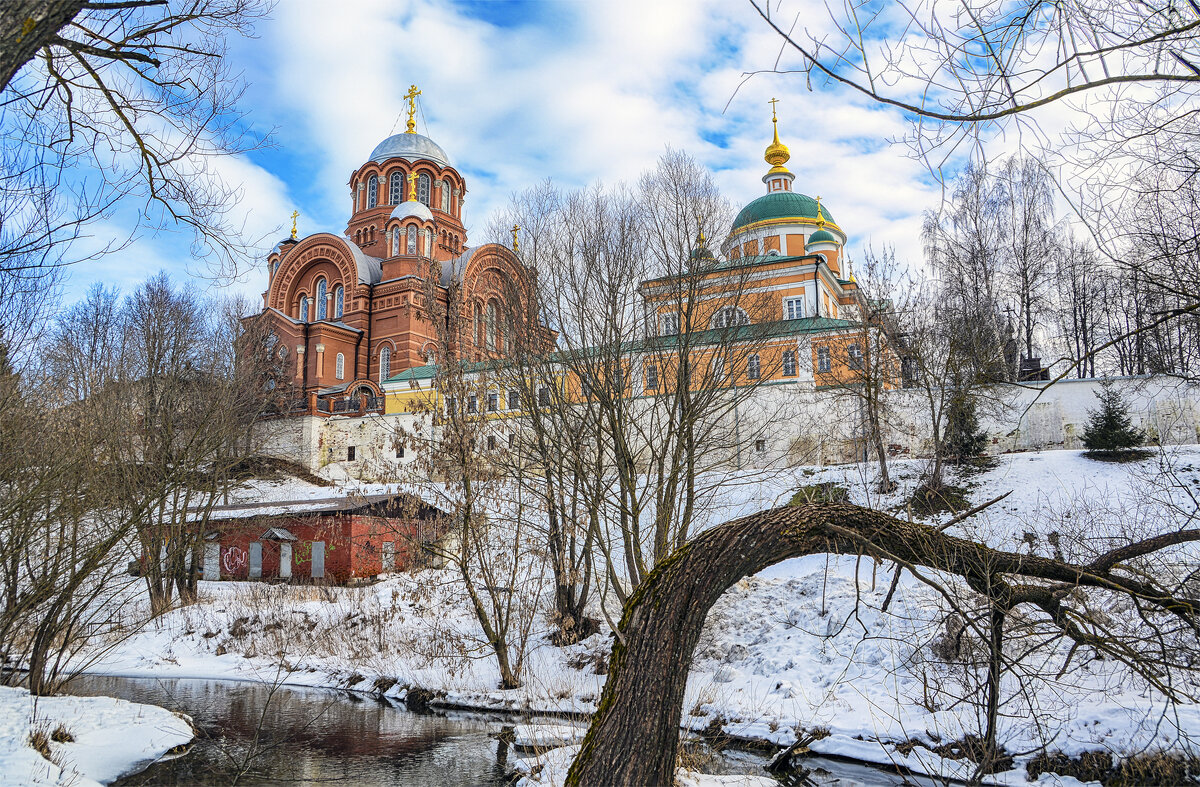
(732, 192), (836, 232)
(807, 228), (838, 245)
(391, 200), (434, 223)
(368, 133), (452, 167)
(340, 236), (382, 284)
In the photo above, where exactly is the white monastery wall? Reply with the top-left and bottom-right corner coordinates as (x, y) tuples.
(253, 376), (1200, 480)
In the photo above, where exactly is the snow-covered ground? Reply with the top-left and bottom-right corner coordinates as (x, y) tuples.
(76, 448), (1200, 784)
(0, 685), (194, 786)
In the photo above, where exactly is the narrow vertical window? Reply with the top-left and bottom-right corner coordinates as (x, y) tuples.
(747, 354), (761, 380)
(417, 173), (431, 205)
(367, 175), (378, 209)
(334, 285), (344, 318)
(817, 346), (831, 373)
(783, 350), (798, 377)
(487, 302), (499, 350)
(299, 296), (309, 323)
(487, 392), (498, 412)
(391, 227), (399, 256)
(390, 172), (403, 204)
(407, 225), (417, 254)
(848, 343), (863, 369)
(785, 297), (805, 320)
(441, 182), (450, 212)
(711, 356), (725, 381)
(538, 387), (551, 407)
(645, 363), (659, 390)
(379, 346), (391, 382)
(507, 389), (520, 410)
(316, 278), (327, 320)
(335, 353), (345, 379)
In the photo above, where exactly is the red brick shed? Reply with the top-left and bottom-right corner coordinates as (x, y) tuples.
(200, 493), (449, 584)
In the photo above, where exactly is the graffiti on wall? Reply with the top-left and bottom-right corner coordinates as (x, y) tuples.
(222, 546), (247, 573)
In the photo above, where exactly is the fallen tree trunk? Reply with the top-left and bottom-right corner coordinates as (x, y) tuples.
(565, 502), (1200, 786)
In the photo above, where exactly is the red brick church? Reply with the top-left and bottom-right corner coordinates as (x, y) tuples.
(260, 87), (531, 412)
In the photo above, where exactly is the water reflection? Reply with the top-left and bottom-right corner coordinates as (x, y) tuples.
(65, 675), (512, 786)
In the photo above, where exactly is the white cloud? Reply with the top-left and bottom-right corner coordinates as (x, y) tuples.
(63, 0), (952, 304)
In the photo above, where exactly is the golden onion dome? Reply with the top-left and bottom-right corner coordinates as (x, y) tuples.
(764, 121), (791, 173)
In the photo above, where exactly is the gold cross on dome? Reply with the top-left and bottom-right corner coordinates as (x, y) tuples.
(290, 210), (299, 239)
(404, 84), (422, 134)
(511, 224), (521, 253)
(408, 171), (418, 201)
(768, 97), (779, 122)
(814, 195), (825, 227)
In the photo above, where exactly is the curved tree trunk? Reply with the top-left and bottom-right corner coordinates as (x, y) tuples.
(565, 502), (1200, 786)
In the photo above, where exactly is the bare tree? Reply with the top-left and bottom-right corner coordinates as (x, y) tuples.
(402, 269), (547, 690)
(0, 0), (272, 278)
(496, 151), (799, 634)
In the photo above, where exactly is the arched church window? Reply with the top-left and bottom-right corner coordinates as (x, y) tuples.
(441, 182), (450, 212)
(474, 302), (485, 349)
(334, 285), (344, 318)
(390, 227), (400, 257)
(407, 225), (417, 255)
(379, 346), (391, 383)
(417, 173), (430, 206)
(367, 175), (378, 209)
(316, 278), (327, 320)
(271, 259), (279, 278)
(390, 172), (404, 205)
(299, 295), (309, 323)
(423, 228), (432, 256)
(336, 353), (345, 380)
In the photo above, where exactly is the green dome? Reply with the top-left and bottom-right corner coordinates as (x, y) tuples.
(806, 228), (837, 245)
(731, 192), (835, 233)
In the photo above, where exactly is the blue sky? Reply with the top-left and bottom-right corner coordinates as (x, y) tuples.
(59, 0), (944, 305)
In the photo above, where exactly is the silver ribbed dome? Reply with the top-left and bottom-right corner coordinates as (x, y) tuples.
(391, 200), (434, 223)
(368, 133), (452, 167)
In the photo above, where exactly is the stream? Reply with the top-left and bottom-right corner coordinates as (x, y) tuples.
(62, 674), (938, 786)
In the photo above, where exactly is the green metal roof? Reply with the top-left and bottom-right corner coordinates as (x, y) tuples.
(387, 364), (437, 382)
(807, 228), (837, 245)
(731, 192), (835, 232)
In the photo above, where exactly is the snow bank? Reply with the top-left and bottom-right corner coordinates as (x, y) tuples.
(512, 723), (588, 749)
(0, 685), (194, 786)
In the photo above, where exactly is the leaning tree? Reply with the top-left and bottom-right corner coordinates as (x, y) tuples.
(565, 501), (1200, 786)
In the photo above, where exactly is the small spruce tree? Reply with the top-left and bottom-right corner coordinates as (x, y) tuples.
(944, 390), (988, 464)
(1081, 380), (1145, 457)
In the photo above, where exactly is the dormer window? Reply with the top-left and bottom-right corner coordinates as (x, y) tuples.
(711, 306), (748, 329)
(659, 312), (680, 336)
